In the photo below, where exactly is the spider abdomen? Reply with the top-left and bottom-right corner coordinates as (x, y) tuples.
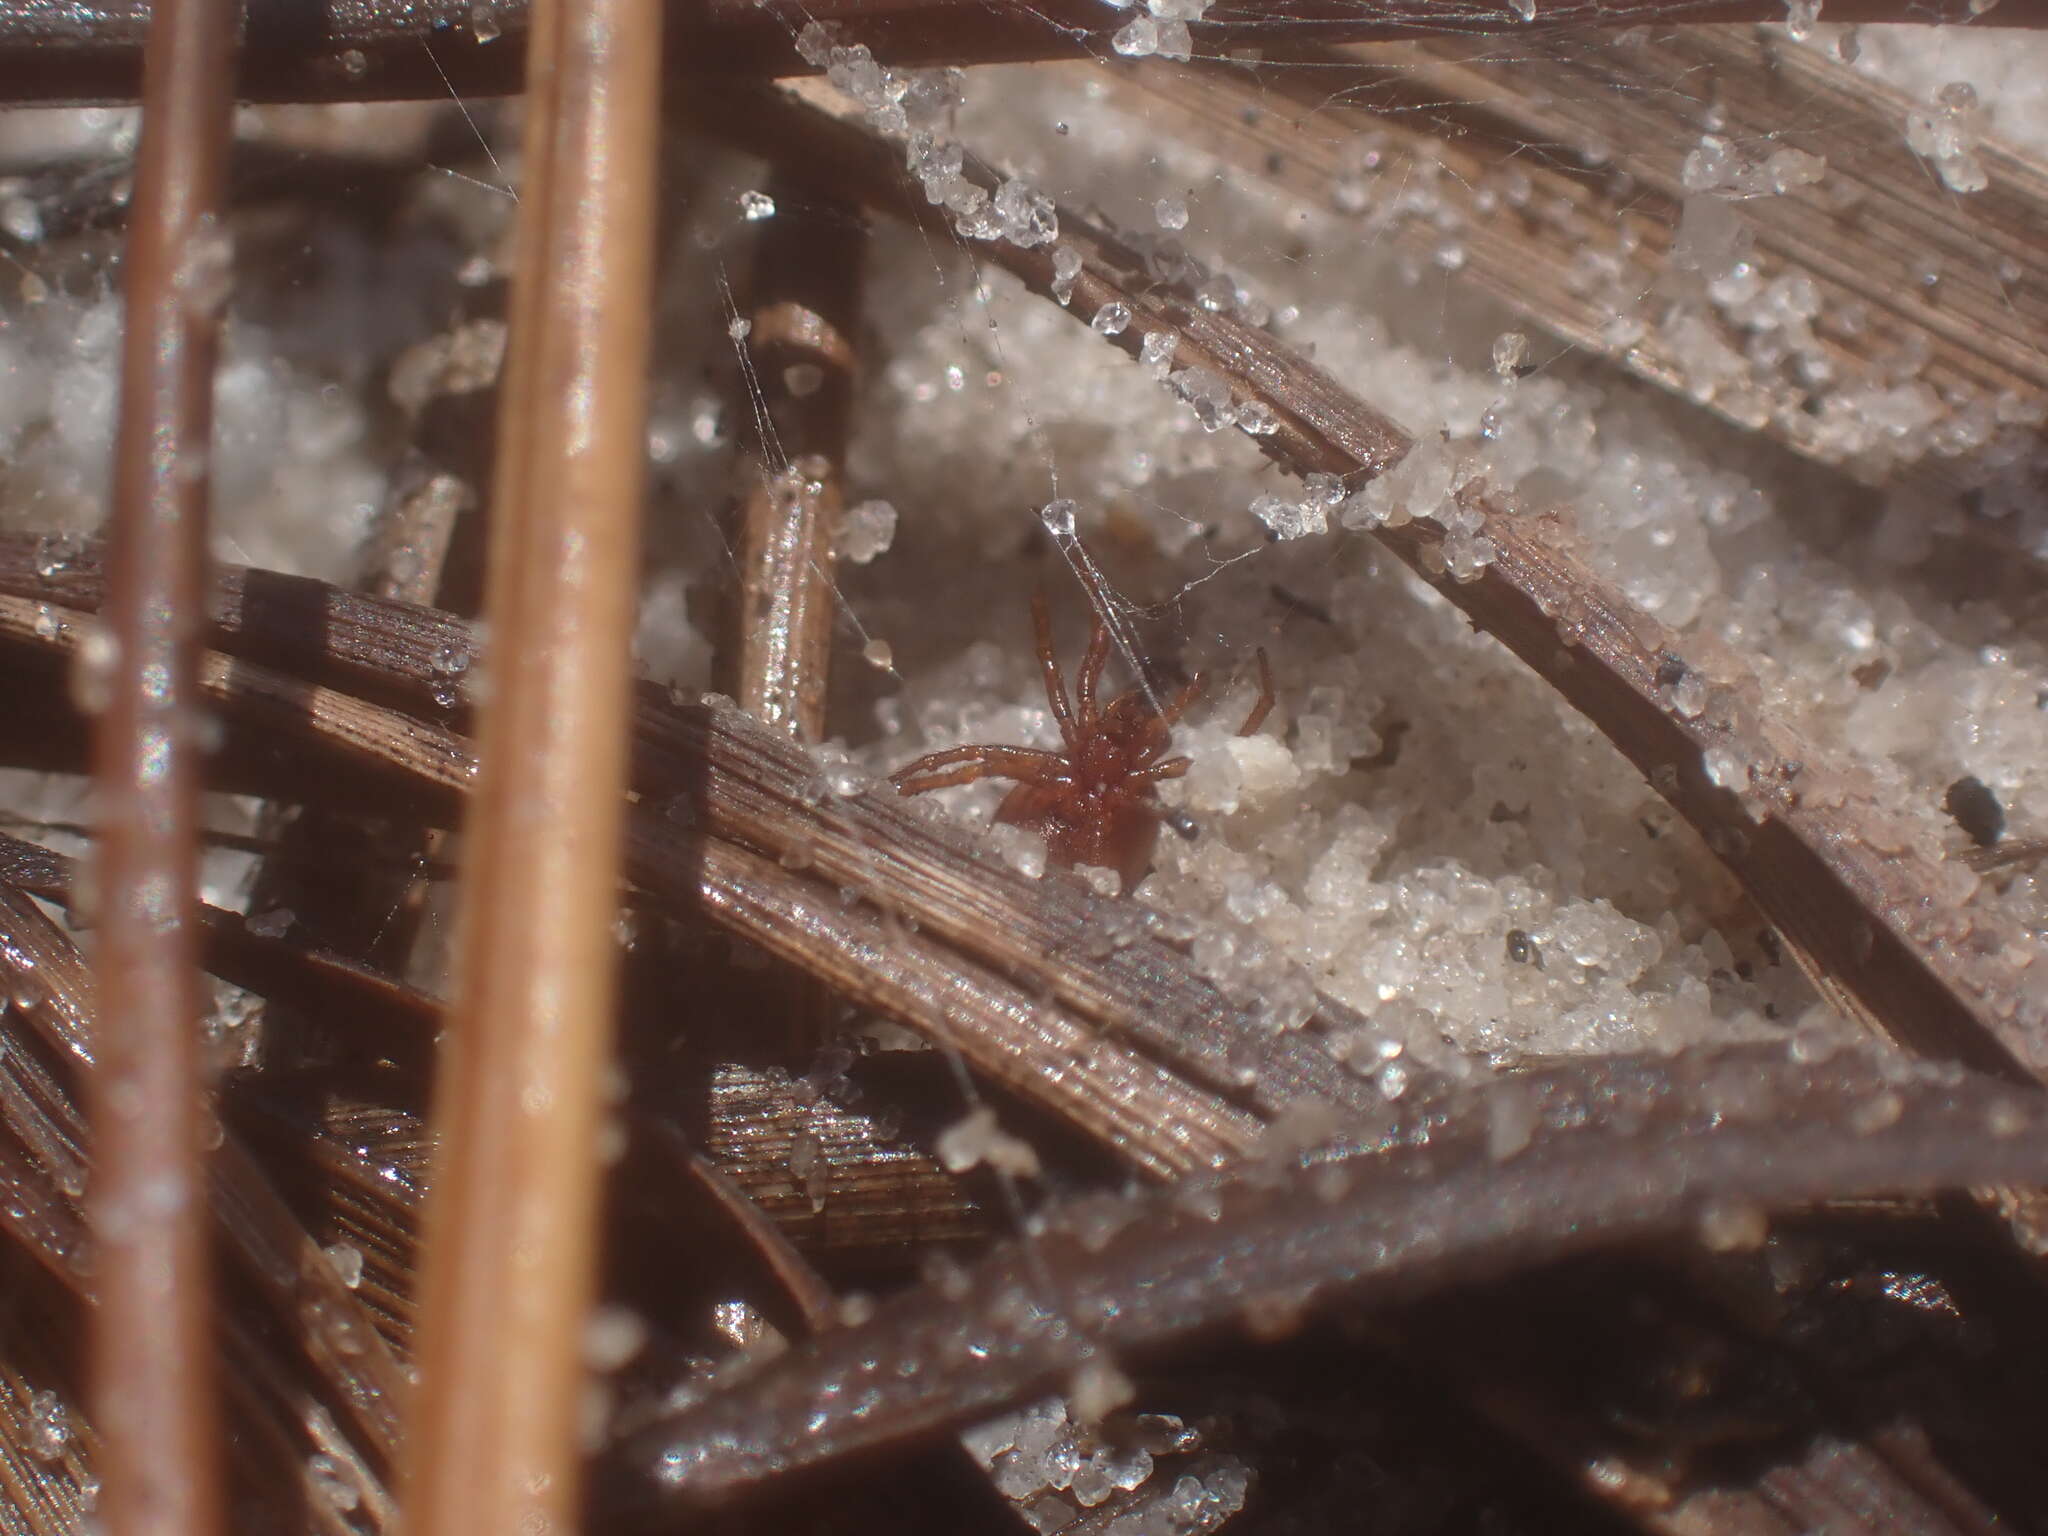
(996, 779), (1159, 886)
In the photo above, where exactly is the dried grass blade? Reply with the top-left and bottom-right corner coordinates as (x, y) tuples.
(619, 1044), (2048, 1505)
(0, 0), (2038, 108)
(729, 175), (866, 742)
(722, 178), (870, 1063)
(0, 830), (439, 1074)
(1120, 30), (2046, 492)
(1413, 28), (2048, 404)
(638, 705), (1391, 1121)
(650, 834), (1264, 1176)
(701, 1064), (994, 1255)
(0, 588), (1273, 1175)
(0, 880), (413, 1470)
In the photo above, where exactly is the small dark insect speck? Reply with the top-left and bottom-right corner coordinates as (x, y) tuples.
(1506, 928), (1541, 968)
(1942, 774), (2003, 848)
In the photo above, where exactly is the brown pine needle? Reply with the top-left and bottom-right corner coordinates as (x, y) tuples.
(399, 0), (664, 1529)
(90, 0), (238, 1528)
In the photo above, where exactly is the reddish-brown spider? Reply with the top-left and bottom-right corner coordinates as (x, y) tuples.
(890, 593), (1274, 888)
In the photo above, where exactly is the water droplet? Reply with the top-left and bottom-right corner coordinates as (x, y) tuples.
(1090, 301), (1131, 336)
(321, 1242), (364, 1289)
(246, 907), (294, 940)
(1491, 331), (1528, 381)
(31, 530), (84, 578)
(67, 622), (116, 715)
(1664, 669), (1708, 720)
(1696, 1197), (1768, 1251)
(1703, 745), (1748, 790)
(1488, 1088), (1539, 1160)
(1236, 400), (1279, 436)
(26, 1390), (68, 1461)
(174, 215), (234, 316)
(1848, 1091), (1904, 1135)
(840, 500), (897, 564)
(0, 193), (42, 244)
(1068, 1357), (1135, 1422)
(308, 1453), (360, 1513)
(585, 1305), (648, 1370)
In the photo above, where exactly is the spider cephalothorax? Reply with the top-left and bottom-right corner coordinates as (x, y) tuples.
(890, 593), (1272, 887)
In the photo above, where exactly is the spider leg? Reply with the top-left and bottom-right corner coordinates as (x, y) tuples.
(1129, 754), (1191, 783)
(1030, 591), (1079, 750)
(1075, 614), (1111, 724)
(890, 744), (1072, 796)
(1237, 648), (1275, 737)
(1155, 674), (1206, 728)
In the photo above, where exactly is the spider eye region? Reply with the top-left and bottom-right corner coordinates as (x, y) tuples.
(1076, 733), (1139, 785)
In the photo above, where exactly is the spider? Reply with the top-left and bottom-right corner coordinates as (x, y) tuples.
(890, 592), (1275, 888)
